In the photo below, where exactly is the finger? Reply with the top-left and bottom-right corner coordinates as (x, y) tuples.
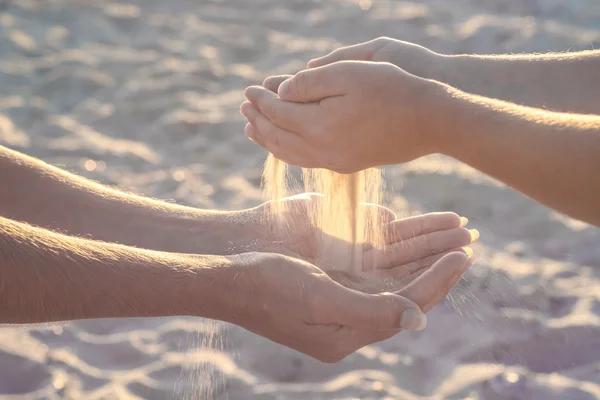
(384, 266), (429, 290)
(374, 227), (478, 269)
(245, 122), (306, 167)
(244, 123), (307, 168)
(384, 212), (465, 245)
(360, 203), (396, 224)
(368, 247), (469, 279)
(398, 251), (473, 312)
(263, 75), (293, 94)
(308, 42), (377, 68)
(369, 247), (473, 292)
(245, 123), (291, 165)
(277, 63), (352, 103)
(244, 123), (272, 153)
(324, 286), (427, 331)
(240, 102), (313, 166)
(244, 86), (318, 132)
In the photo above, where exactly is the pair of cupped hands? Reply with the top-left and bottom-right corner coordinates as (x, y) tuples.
(236, 39), (478, 363)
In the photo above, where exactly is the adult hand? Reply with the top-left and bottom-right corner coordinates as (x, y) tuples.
(229, 250), (472, 363)
(249, 193), (478, 282)
(240, 61), (441, 173)
(305, 36), (441, 77)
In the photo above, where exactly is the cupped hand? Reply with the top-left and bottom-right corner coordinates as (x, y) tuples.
(305, 37), (440, 76)
(230, 250), (473, 363)
(240, 61), (439, 173)
(250, 193), (478, 286)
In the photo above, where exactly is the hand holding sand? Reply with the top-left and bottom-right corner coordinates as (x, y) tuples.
(253, 193), (478, 287)
(0, 214), (471, 364)
(232, 251), (472, 363)
(240, 62), (436, 173)
(245, 59), (600, 226)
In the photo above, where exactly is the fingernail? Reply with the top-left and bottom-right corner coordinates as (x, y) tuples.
(463, 246), (473, 257)
(469, 229), (480, 241)
(400, 309), (427, 330)
(278, 78), (291, 97)
(460, 217), (468, 227)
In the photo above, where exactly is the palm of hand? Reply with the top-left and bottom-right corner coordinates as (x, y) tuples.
(253, 193), (476, 293)
(235, 243), (474, 363)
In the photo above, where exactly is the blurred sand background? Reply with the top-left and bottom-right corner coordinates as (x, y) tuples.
(1, 0), (600, 399)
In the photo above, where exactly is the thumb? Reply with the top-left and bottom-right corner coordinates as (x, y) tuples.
(398, 251), (473, 312)
(327, 287), (427, 331)
(277, 63), (350, 103)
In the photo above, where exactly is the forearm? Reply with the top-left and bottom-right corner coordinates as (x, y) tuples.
(427, 84), (600, 226)
(0, 216), (235, 324)
(0, 145), (259, 254)
(426, 51), (600, 115)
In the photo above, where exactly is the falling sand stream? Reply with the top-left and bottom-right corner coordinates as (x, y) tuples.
(262, 154), (386, 275)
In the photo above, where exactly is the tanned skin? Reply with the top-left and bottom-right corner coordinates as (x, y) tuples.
(0, 143), (477, 362)
(240, 42), (600, 226)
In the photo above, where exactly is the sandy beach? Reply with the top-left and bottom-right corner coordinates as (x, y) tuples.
(1, 0), (599, 398)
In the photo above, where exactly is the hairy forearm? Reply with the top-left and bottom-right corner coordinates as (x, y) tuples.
(0, 145), (260, 254)
(0, 216), (234, 324)
(428, 84), (600, 226)
(428, 50), (600, 115)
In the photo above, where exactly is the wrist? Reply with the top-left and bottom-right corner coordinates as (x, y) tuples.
(408, 76), (455, 157)
(425, 53), (463, 84)
(385, 41), (442, 81)
(200, 252), (266, 326)
(421, 82), (471, 158)
(162, 253), (244, 321)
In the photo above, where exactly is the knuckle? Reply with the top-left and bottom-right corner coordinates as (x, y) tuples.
(331, 47), (345, 58)
(293, 71), (310, 99)
(378, 61), (399, 74)
(446, 212), (461, 225)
